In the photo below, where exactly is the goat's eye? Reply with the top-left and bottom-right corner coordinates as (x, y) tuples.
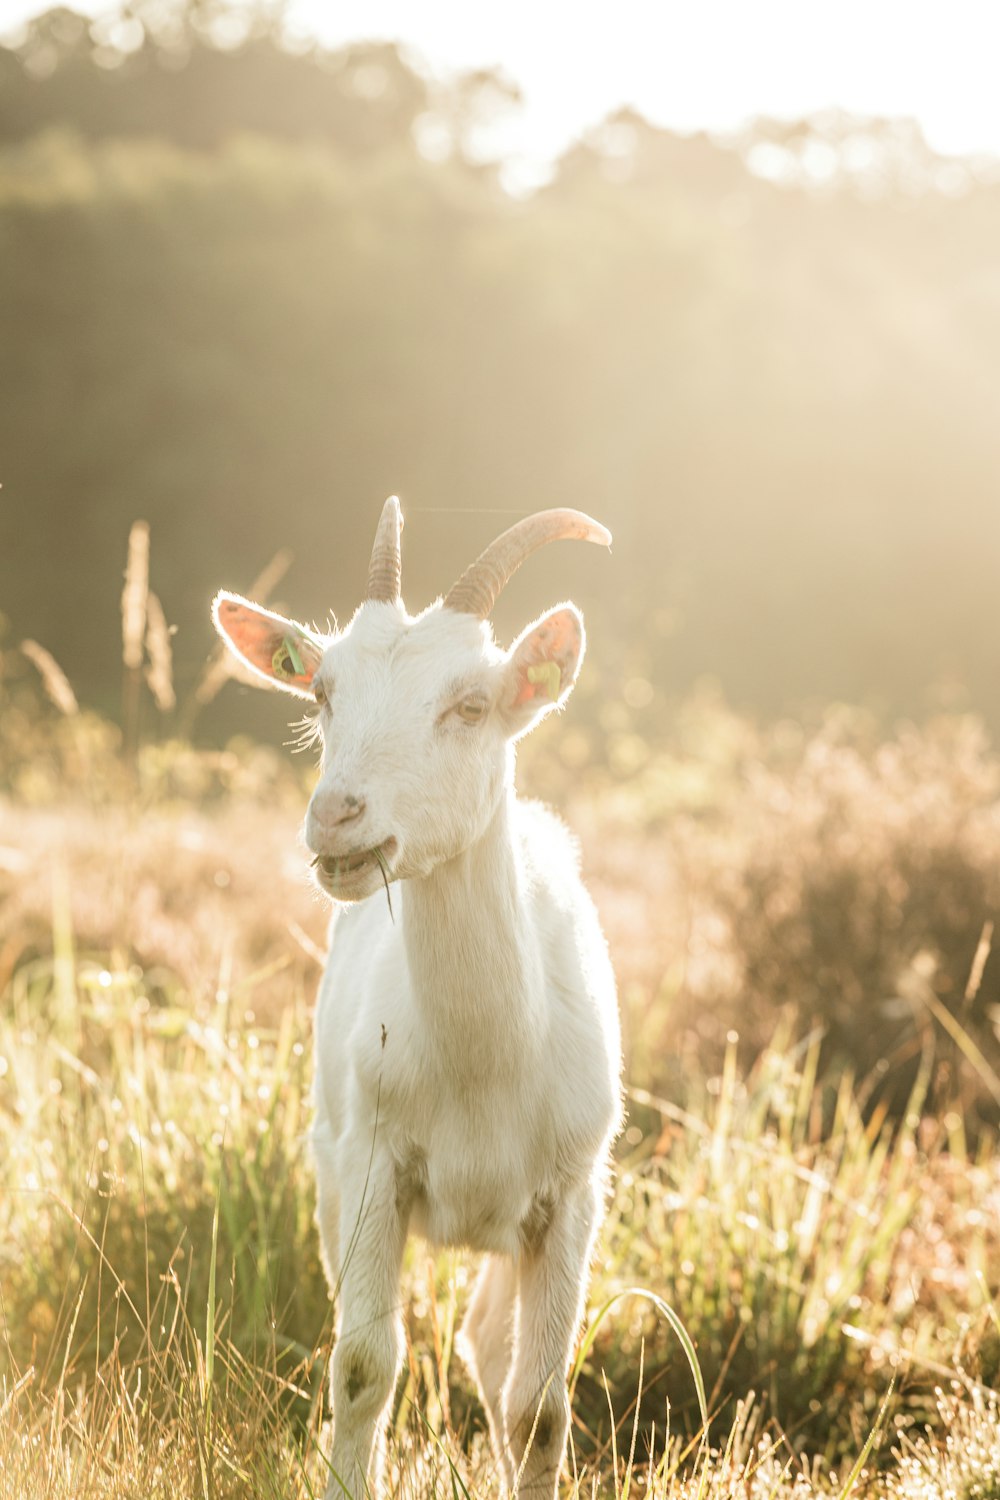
(455, 697), (487, 726)
(314, 681), (329, 707)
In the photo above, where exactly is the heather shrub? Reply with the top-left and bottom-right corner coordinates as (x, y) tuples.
(567, 700), (1000, 1126)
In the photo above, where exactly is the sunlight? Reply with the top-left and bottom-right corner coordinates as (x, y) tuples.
(2, 0), (1000, 175)
(281, 0), (1000, 171)
(3, 2), (1000, 1494)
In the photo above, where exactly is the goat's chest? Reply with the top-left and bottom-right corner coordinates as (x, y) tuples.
(406, 1102), (553, 1255)
(385, 1049), (556, 1255)
(317, 908), (588, 1255)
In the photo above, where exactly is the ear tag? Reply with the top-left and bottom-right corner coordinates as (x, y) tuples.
(526, 661), (561, 702)
(273, 635), (306, 679)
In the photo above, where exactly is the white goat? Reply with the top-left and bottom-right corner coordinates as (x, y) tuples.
(213, 499), (622, 1500)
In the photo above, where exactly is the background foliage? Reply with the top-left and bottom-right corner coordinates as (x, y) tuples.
(3, 2), (1000, 737)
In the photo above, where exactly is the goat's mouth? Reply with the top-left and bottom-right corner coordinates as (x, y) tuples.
(310, 837), (398, 897)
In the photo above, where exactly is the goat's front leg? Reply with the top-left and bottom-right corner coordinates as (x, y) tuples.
(504, 1181), (601, 1499)
(325, 1145), (409, 1500)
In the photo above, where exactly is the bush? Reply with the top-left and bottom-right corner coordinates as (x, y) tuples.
(573, 699), (1000, 1129)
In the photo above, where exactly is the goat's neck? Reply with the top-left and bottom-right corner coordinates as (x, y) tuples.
(401, 793), (536, 1079)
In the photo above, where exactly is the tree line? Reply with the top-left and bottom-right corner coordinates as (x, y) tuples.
(2, 3), (999, 741)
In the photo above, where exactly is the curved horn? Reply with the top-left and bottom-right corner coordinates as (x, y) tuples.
(365, 495), (403, 603)
(442, 508), (611, 619)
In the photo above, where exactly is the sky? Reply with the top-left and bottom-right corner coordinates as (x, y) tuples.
(2, 0), (999, 187)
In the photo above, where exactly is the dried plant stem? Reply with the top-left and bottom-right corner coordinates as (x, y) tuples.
(144, 591), (176, 714)
(120, 521), (150, 773)
(20, 640), (78, 715)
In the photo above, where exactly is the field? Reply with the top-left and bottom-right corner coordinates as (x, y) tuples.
(4, 9), (1000, 1496)
(2, 661), (1000, 1498)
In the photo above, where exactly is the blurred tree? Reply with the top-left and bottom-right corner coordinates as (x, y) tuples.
(0, 3), (429, 153)
(2, 5), (1000, 738)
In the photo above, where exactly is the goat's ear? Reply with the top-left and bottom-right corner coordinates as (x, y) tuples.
(212, 591), (324, 697)
(500, 604), (585, 737)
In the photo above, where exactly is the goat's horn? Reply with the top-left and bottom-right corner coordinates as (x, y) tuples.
(365, 495), (403, 603)
(442, 508), (611, 619)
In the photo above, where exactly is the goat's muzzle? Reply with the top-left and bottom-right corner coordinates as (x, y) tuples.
(310, 837), (399, 900)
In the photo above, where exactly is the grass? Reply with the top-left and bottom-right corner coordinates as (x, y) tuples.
(611, 1042), (997, 1454)
(1, 651), (999, 1494)
(1, 863), (997, 1495)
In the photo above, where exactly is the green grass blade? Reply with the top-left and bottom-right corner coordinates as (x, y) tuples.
(569, 1286), (707, 1432)
(204, 1168), (222, 1437)
(836, 1377), (895, 1500)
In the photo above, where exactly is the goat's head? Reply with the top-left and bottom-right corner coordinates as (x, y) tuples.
(213, 498), (610, 900)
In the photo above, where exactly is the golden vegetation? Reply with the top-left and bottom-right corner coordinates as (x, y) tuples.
(1, 650), (998, 1496)
(3, 15), (1000, 1487)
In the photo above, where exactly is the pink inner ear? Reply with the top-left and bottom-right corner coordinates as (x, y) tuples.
(217, 598), (318, 687)
(512, 609), (582, 706)
(218, 600), (281, 675)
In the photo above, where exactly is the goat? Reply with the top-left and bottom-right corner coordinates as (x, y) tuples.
(213, 499), (622, 1499)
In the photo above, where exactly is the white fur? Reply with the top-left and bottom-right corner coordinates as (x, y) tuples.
(217, 592), (621, 1499)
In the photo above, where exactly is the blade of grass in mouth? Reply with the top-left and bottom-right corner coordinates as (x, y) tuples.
(373, 845), (395, 923)
(310, 847), (394, 922)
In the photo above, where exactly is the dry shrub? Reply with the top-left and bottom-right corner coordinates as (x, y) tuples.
(0, 794), (328, 1014)
(702, 715), (1000, 1122)
(564, 703), (1000, 1127)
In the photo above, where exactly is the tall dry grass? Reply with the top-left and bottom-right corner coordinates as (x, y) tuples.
(1, 531), (998, 1494)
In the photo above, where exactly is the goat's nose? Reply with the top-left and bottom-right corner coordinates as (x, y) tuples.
(325, 793), (365, 826)
(307, 790), (366, 842)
